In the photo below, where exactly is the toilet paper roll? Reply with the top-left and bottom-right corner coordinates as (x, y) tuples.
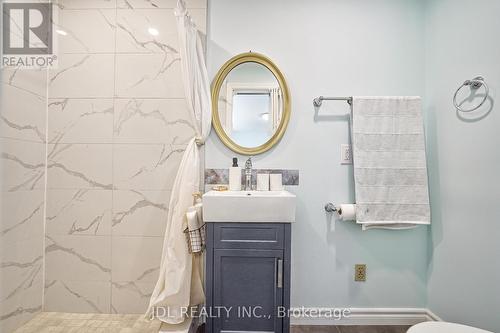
(339, 204), (356, 221)
(257, 173), (270, 191)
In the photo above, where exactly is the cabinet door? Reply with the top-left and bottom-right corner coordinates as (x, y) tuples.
(213, 249), (284, 333)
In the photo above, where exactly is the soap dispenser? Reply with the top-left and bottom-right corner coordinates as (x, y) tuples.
(229, 157), (241, 191)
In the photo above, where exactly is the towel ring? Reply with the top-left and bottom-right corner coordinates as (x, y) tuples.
(453, 76), (489, 112)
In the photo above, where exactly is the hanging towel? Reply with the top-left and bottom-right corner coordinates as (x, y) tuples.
(351, 97), (430, 230)
(193, 200), (206, 248)
(184, 201), (206, 253)
(184, 207), (203, 253)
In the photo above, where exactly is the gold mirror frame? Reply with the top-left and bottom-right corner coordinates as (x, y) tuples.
(211, 52), (291, 155)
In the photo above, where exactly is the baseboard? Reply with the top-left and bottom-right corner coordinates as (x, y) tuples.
(424, 309), (443, 322)
(289, 307), (439, 326)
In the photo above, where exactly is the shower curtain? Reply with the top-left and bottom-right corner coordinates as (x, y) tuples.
(146, 0), (211, 324)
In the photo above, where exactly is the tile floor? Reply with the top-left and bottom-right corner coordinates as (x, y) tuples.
(13, 313), (412, 333)
(13, 312), (162, 333)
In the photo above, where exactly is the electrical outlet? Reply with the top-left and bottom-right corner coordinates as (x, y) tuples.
(354, 264), (366, 282)
(341, 144), (352, 164)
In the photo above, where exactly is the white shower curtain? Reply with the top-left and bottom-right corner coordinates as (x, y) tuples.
(146, 0), (211, 324)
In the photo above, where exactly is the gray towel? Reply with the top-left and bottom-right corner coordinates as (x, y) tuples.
(351, 97), (430, 230)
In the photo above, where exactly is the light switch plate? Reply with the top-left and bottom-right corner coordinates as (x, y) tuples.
(341, 144), (352, 164)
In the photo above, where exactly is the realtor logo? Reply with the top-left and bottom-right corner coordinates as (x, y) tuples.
(2, 1), (56, 68)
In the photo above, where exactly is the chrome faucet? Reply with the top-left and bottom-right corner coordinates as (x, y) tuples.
(244, 157), (252, 191)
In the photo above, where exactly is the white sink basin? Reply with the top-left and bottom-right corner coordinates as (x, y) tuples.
(202, 190), (296, 223)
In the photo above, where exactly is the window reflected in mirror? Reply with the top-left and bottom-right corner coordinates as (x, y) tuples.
(217, 62), (283, 148)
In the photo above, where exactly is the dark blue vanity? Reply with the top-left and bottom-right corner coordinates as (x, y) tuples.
(205, 222), (291, 333)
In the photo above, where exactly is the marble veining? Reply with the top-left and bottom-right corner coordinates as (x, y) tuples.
(48, 99), (114, 144)
(49, 54), (115, 98)
(45, 236), (111, 274)
(1, 0), (207, 322)
(1, 68), (47, 143)
(48, 161), (113, 189)
(111, 190), (170, 237)
(47, 143), (113, 189)
(111, 281), (154, 314)
(113, 100), (191, 131)
(116, 20), (178, 54)
(1, 59), (47, 333)
(44, 279), (111, 313)
(1, 68), (46, 100)
(1, 256), (43, 301)
(2, 82), (45, 100)
(2, 152), (45, 171)
(112, 190), (167, 228)
(71, 215), (104, 235)
(46, 280), (103, 313)
(135, 267), (159, 282)
(46, 189), (112, 236)
(0, 116), (45, 143)
(54, 0), (117, 10)
(109, 236), (162, 313)
(50, 55), (91, 85)
(113, 99), (194, 145)
(111, 236), (161, 283)
(113, 144), (184, 190)
(59, 8), (116, 53)
(0, 248), (43, 330)
(115, 53), (183, 98)
(41, 0), (195, 314)
(1, 204), (43, 237)
(133, 56), (178, 88)
(156, 146), (184, 169)
(112, 281), (151, 299)
(1, 149), (45, 191)
(0, 306), (42, 323)
(118, 0), (207, 9)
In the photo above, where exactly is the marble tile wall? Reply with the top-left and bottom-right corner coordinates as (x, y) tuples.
(44, 0), (207, 315)
(0, 68), (47, 330)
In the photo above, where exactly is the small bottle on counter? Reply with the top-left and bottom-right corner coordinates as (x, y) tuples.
(229, 157), (242, 191)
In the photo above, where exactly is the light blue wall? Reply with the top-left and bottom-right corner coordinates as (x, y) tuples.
(424, 1), (500, 331)
(206, 0), (428, 308)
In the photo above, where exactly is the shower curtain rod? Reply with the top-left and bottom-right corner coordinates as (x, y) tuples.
(313, 96), (352, 107)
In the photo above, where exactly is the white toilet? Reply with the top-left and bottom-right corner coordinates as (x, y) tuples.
(408, 321), (493, 333)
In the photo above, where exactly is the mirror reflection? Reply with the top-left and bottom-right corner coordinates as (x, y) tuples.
(217, 62), (283, 147)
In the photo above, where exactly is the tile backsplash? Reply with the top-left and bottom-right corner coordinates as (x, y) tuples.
(205, 168), (299, 186)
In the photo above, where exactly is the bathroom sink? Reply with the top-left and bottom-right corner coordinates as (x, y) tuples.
(202, 190), (296, 223)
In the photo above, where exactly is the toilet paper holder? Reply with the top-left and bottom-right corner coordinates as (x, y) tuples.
(324, 202), (342, 214)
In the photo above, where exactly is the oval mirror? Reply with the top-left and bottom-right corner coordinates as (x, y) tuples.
(211, 52), (291, 155)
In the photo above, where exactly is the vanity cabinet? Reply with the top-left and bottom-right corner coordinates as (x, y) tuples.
(206, 222), (291, 333)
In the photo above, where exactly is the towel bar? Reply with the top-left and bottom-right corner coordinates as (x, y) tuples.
(313, 96), (352, 107)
